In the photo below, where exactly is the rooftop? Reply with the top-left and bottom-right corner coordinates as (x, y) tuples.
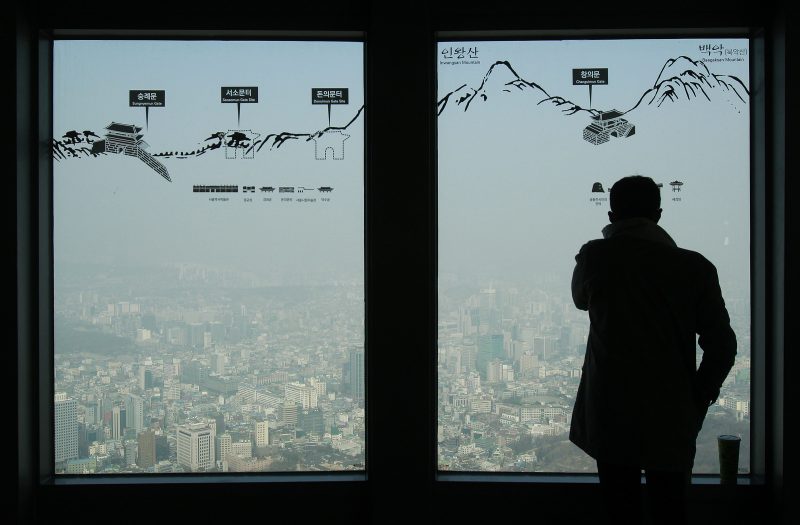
(592, 109), (624, 120)
(105, 122), (143, 134)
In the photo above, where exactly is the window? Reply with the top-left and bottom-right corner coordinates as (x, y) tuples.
(437, 38), (752, 473)
(52, 40), (365, 474)
(15, 6), (785, 523)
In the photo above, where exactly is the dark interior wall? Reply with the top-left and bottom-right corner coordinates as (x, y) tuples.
(14, 1), (789, 523)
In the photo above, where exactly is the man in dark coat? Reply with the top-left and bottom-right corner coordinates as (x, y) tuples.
(569, 175), (737, 525)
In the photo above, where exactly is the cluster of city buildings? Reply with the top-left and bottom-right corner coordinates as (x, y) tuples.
(437, 284), (752, 472)
(54, 269), (366, 474)
(53, 267), (750, 475)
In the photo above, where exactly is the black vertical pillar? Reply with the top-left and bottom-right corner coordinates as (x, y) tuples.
(15, 6), (39, 522)
(367, 2), (435, 520)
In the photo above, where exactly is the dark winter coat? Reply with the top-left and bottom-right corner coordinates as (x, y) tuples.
(569, 218), (737, 471)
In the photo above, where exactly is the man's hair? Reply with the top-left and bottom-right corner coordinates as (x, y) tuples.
(609, 175), (661, 219)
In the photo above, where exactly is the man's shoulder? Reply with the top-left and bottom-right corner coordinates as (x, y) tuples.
(578, 239), (716, 270)
(577, 238), (605, 253)
(672, 246), (717, 270)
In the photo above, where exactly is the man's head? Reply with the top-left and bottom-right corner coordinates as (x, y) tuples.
(608, 175), (662, 223)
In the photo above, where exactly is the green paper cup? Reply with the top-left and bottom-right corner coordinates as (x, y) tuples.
(718, 435), (741, 484)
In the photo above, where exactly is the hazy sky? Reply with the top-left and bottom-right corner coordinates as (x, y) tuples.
(437, 38), (750, 292)
(54, 40), (364, 284)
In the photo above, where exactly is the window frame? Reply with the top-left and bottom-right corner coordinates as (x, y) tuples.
(432, 28), (766, 483)
(45, 31), (370, 483)
(14, 3), (785, 523)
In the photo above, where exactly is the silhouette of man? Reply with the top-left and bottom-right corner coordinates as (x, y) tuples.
(569, 175), (737, 525)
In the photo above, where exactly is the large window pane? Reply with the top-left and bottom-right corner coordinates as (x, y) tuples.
(53, 40), (365, 474)
(437, 39), (750, 473)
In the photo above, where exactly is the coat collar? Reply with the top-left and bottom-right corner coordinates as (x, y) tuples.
(601, 218), (678, 248)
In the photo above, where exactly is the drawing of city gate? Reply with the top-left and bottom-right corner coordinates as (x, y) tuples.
(583, 109), (636, 145)
(93, 122), (171, 181)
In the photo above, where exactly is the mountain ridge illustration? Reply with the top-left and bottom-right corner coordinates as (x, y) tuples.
(51, 104), (366, 178)
(628, 55), (749, 113)
(437, 56), (749, 119)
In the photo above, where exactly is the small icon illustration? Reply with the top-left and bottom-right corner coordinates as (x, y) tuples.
(670, 180), (684, 192)
(591, 182), (605, 193)
(193, 185), (238, 193)
(224, 130), (260, 159)
(243, 186), (256, 193)
(318, 186), (334, 192)
(311, 130), (349, 160)
(259, 186), (275, 192)
(279, 187), (295, 193)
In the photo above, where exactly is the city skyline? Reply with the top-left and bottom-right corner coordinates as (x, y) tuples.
(55, 264), (366, 474)
(54, 263), (749, 474)
(437, 278), (750, 473)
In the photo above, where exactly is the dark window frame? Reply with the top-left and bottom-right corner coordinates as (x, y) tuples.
(45, 30), (369, 484)
(433, 28), (764, 483)
(15, 3), (785, 523)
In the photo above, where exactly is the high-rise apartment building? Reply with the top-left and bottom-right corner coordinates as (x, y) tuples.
(280, 403), (299, 426)
(519, 351), (539, 377)
(111, 405), (122, 440)
(176, 421), (216, 472)
(486, 361), (514, 382)
(254, 420), (269, 448)
(217, 432), (232, 462)
(511, 339), (531, 362)
(212, 353), (227, 375)
(533, 336), (555, 361)
(213, 413), (225, 436)
(124, 439), (138, 466)
(349, 345), (365, 402)
(54, 393), (78, 464)
(486, 359), (502, 382)
(298, 409), (324, 435)
(137, 430), (156, 468)
(138, 366), (154, 390)
(285, 382), (318, 409)
(126, 394), (144, 433)
(461, 344), (477, 373)
(477, 334), (504, 379)
(308, 377), (327, 397)
(231, 440), (252, 458)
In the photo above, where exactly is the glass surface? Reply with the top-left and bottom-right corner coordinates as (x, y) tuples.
(53, 40), (365, 474)
(437, 39), (751, 473)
